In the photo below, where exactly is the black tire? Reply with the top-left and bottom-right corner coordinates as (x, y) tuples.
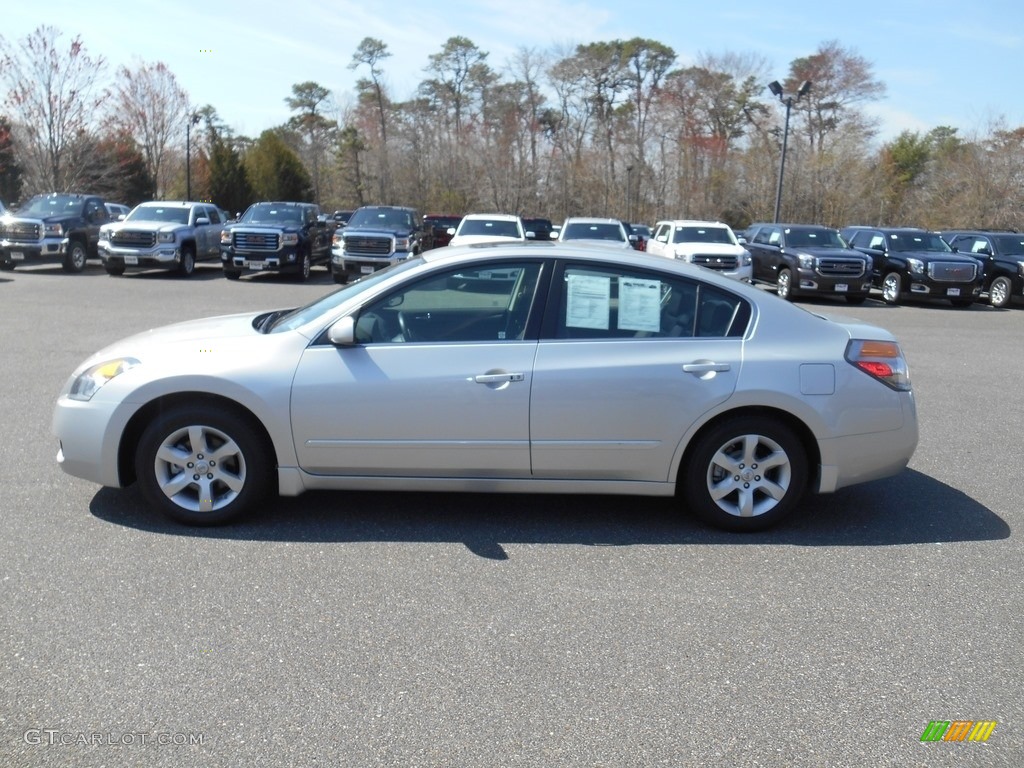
(105, 264), (126, 276)
(134, 405), (273, 526)
(881, 272), (902, 305)
(332, 271), (349, 285)
(776, 268), (794, 301)
(295, 251), (311, 281)
(63, 240), (88, 273)
(681, 415), (808, 532)
(989, 276), (1013, 308)
(845, 294), (868, 305)
(178, 246), (196, 276)
(224, 269), (241, 280)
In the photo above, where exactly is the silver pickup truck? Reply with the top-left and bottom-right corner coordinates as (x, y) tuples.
(98, 201), (226, 277)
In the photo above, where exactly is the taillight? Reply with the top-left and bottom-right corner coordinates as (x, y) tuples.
(845, 339), (911, 391)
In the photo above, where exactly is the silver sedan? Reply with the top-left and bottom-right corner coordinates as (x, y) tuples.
(52, 243), (918, 531)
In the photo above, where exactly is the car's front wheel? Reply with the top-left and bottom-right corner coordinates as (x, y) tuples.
(63, 240), (87, 273)
(682, 415), (808, 532)
(989, 276), (1013, 308)
(296, 251), (311, 281)
(881, 272), (902, 304)
(178, 246), (196, 276)
(135, 405), (272, 525)
(776, 268), (793, 301)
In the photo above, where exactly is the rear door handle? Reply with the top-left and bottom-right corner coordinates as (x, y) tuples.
(474, 373), (525, 384)
(682, 362), (731, 374)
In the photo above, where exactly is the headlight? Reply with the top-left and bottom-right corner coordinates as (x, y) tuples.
(281, 233), (299, 246)
(98, 230), (110, 242)
(157, 232), (175, 243)
(674, 252), (692, 262)
(741, 250), (752, 266)
(220, 230), (231, 244)
(906, 258), (925, 274)
(1017, 261), (1024, 277)
(332, 233), (343, 246)
(798, 254), (815, 269)
(395, 236), (411, 251)
(68, 358), (140, 401)
(44, 222), (64, 237)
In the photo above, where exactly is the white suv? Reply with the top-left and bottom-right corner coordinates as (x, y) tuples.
(647, 220), (752, 282)
(447, 213), (525, 247)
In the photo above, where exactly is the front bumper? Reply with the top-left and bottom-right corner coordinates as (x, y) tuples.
(221, 247), (301, 273)
(0, 237), (67, 263)
(53, 395), (132, 489)
(100, 243), (181, 269)
(331, 250), (411, 278)
(796, 270), (872, 297)
(905, 278), (982, 300)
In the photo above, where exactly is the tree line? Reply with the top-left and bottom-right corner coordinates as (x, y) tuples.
(1, 25), (1022, 231)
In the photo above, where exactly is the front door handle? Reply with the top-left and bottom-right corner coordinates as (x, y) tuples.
(682, 361), (731, 374)
(474, 372), (525, 384)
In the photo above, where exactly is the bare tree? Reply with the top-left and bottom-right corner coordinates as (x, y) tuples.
(0, 26), (107, 192)
(107, 60), (189, 197)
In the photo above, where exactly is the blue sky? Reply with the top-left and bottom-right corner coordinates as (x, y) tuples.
(2, 0), (1021, 143)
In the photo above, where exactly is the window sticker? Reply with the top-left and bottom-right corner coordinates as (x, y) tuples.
(618, 277), (661, 332)
(566, 273), (611, 329)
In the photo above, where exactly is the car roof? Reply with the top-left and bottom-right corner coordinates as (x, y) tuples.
(460, 213), (521, 221)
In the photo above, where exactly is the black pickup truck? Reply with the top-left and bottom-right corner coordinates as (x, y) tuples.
(941, 230), (1024, 309)
(331, 205), (430, 283)
(0, 193), (110, 272)
(220, 201), (332, 281)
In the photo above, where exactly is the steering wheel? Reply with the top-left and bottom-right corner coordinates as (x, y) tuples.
(397, 311), (413, 342)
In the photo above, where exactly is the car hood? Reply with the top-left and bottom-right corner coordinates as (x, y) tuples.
(672, 242), (744, 255)
(897, 249), (979, 263)
(786, 246), (865, 259)
(105, 220), (191, 233)
(343, 226), (408, 236)
(448, 235), (525, 247)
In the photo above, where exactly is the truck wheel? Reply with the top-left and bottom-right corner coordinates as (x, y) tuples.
(845, 294), (868, 305)
(224, 269), (241, 281)
(105, 264), (125, 276)
(296, 251), (311, 281)
(0, 261), (14, 271)
(332, 271), (349, 285)
(63, 240), (88, 273)
(776, 268), (794, 301)
(178, 246), (196, 276)
(989, 276), (1013, 308)
(881, 272), (902, 304)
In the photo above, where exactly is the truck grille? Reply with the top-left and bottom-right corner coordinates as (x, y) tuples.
(691, 253), (737, 270)
(344, 234), (394, 257)
(111, 230), (156, 247)
(817, 258), (865, 277)
(929, 261), (977, 282)
(3, 222), (40, 242)
(233, 232), (280, 251)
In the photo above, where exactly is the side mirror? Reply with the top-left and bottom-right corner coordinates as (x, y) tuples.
(524, 230), (536, 240)
(195, 217), (210, 226)
(549, 231), (558, 240)
(327, 316), (356, 346)
(446, 227), (457, 236)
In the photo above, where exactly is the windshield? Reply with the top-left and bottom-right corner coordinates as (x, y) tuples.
(17, 195), (83, 217)
(563, 222), (625, 242)
(785, 229), (846, 248)
(268, 257), (425, 333)
(888, 232), (951, 252)
(240, 204), (303, 225)
(348, 208), (413, 229)
(673, 226), (734, 245)
(126, 205), (191, 225)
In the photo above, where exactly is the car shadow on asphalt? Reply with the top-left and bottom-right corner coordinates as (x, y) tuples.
(88, 468), (1008, 559)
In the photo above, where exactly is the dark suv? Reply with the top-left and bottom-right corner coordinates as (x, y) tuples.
(0, 193), (110, 272)
(940, 230), (1024, 308)
(842, 226), (983, 307)
(331, 205), (429, 283)
(745, 223), (872, 303)
(423, 213), (462, 248)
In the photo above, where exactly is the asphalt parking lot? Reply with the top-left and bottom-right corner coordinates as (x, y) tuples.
(1, 261), (1021, 767)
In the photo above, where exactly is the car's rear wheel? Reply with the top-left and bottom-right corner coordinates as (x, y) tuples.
(776, 268), (793, 301)
(178, 246), (196, 276)
(881, 272), (902, 304)
(135, 405), (272, 526)
(63, 240), (87, 272)
(682, 415), (808, 532)
(989, 276), (1013, 308)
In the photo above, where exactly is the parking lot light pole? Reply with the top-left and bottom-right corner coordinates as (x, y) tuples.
(768, 79), (811, 223)
(185, 112), (201, 201)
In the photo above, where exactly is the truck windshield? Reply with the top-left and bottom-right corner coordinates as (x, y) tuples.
(125, 206), (192, 224)
(16, 195), (83, 216)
